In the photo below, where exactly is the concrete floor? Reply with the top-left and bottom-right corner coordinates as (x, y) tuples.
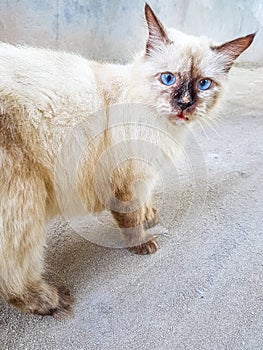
(0, 66), (263, 350)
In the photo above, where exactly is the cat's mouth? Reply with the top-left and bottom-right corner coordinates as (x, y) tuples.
(177, 113), (188, 120)
(168, 112), (189, 125)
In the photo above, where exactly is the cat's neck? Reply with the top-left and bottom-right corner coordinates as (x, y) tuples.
(91, 61), (132, 105)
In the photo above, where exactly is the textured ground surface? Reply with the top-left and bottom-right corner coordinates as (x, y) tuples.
(0, 66), (263, 350)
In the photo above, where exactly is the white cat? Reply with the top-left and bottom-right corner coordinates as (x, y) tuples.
(0, 4), (255, 316)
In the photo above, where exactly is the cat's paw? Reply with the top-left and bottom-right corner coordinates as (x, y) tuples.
(144, 207), (159, 230)
(8, 283), (73, 317)
(128, 239), (159, 255)
(47, 286), (73, 318)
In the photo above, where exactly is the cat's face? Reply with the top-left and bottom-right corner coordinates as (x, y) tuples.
(134, 4), (255, 125)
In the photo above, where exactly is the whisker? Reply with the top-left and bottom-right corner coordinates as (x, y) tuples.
(206, 115), (220, 128)
(199, 116), (221, 137)
(197, 119), (209, 138)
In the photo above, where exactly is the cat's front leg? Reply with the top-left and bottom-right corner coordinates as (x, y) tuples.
(128, 237), (159, 255)
(111, 191), (158, 255)
(144, 205), (159, 230)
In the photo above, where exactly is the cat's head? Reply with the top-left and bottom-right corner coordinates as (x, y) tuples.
(132, 4), (255, 125)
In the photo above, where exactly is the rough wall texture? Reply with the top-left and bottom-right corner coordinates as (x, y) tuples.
(0, 0), (262, 63)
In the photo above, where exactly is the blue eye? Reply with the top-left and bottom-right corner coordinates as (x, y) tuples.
(161, 73), (176, 86)
(198, 79), (212, 90)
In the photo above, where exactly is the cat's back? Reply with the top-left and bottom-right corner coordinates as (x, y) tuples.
(0, 43), (104, 172)
(0, 43), (99, 110)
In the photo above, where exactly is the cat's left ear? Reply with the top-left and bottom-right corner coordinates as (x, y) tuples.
(145, 3), (172, 56)
(212, 33), (256, 71)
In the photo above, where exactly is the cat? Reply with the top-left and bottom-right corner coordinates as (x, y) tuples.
(0, 3), (255, 316)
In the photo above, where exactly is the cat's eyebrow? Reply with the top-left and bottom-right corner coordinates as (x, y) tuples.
(155, 71), (176, 76)
(189, 57), (195, 78)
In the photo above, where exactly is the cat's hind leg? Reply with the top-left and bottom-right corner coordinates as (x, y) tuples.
(0, 158), (73, 316)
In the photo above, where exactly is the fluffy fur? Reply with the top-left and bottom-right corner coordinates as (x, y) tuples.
(0, 4), (255, 316)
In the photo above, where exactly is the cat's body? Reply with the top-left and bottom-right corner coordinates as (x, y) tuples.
(0, 4), (255, 316)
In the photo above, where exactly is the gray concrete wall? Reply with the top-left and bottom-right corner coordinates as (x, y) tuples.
(0, 0), (262, 64)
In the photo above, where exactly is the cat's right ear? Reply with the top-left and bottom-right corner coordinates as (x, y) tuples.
(145, 3), (172, 56)
(211, 33), (256, 71)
